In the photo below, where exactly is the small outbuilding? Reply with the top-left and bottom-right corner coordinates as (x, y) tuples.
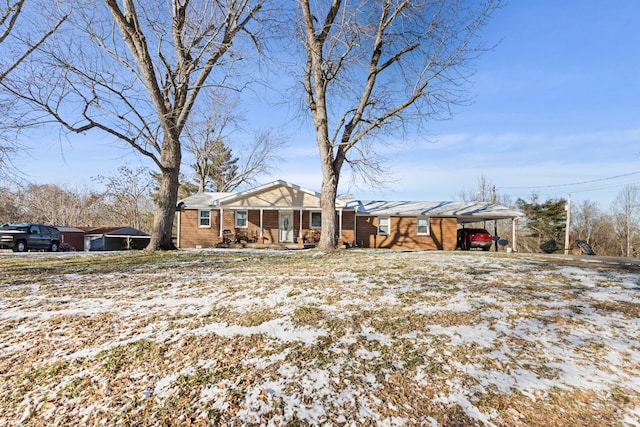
(56, 226), (86, 251)
(79, 226), (150, 251)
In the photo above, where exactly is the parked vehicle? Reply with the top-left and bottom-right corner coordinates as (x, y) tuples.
(457, 228), (492, 251)
(0, 223), (62, 252)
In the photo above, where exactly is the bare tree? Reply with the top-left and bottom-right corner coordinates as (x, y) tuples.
(222, 129), (283, 191)
(0, 186), (21, 222)
(0, 1), (66, 82)
(612, 184), (640, 257)
(93, 166), (154, 231)
(13, 183), (101, 226)
(4, 0), (263, 249)
(292, 0), (501, 250)
(571, 200), (618, 256)
(185, 90), (283, 193)
(571, 200), (599, 245)
(456, 174), (512, 204)
(185, 91), (240, 193)
(190, 129), (283, 192)
(0, 0), (66, 180)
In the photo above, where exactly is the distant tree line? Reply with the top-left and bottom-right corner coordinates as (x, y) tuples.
(3, 169), (639, 256)
(0, 167), (155, 232)
(0, 153), (271, 233)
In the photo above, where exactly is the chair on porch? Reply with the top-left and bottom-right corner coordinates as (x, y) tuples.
(237, 230), (259, 244)
(304, 230), (321, 244)
(222, 229), (234, 245)
(236, 230), (249, 243)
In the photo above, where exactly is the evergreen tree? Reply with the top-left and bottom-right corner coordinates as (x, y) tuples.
(193, 139), (239, 192)
(517, 196), (567, 245)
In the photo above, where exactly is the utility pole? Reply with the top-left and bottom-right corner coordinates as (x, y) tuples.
(492, 185), (497, 251)
(564, 193), (571, 255)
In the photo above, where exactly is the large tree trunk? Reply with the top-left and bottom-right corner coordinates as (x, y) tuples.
(147, 136), (181, 250)
(318, 162), (338, 251)
(317, 144), (345, 251)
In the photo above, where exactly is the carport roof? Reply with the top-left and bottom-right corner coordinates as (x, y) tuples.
(348, 200), (523, 222)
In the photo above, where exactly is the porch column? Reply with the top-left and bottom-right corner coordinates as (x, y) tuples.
(338, 209), (343, 237)
(219, 208), (224, 237)
(176, 210), (181, 248)
(354, 211), (357, 246)
(299, 209), (303, 238)
(259, 209), (264, 238)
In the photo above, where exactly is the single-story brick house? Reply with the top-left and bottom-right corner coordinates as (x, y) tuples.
(176, 180), (523, 251)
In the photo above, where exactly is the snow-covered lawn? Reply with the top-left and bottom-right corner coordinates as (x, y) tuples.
(0, 249), (638, 426)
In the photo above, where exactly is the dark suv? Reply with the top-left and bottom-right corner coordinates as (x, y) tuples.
(0, 223), (62, 252)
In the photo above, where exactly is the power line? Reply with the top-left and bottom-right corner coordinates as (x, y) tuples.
(500, 170), (640, 190)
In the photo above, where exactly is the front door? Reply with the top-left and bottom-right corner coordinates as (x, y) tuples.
(279, 210), (294, 243)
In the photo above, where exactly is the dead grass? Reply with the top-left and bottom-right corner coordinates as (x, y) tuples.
(0, 249), (638, 426)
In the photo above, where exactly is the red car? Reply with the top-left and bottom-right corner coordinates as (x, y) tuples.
(457, 228), (493, 251)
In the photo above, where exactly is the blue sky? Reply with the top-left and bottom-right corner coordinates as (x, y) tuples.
(13, 1), (640, 208)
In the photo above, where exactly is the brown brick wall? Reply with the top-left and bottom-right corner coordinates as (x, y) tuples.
(178, 209), (454, 249)
(355, 216), (457, 250)
(178, 209), (221, 248)
(179, 209), (307, 247)
(339, 211), (356, 246)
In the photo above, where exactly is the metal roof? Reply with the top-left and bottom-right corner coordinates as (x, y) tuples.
(349, 200), (523, 222)
(178, 180), (348, 209)
(78, 226), (150, 237)
(177, 181), (523, 222)
(177, 192), (234, 209)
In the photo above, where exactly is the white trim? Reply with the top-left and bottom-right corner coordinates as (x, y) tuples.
(417, 216), (430, 235)
(219, 208), (224, 236)
(299, 210), (303, 238)
(198, 209), (211, 228)
(279, 210), (294, 242)
(177, 211), (181, 247)
(310, 211), (322, 229)
(378, 217), (390, 235)
(259, 209), (264, 238)
(235, 210), (248, 228)
(354, 210), (357, 246)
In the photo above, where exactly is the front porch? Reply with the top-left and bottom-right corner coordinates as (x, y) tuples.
(177, 207), (355, 250)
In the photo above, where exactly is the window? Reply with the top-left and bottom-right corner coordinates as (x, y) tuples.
(378, 217), (390, 235)
(198, 210), (211, 228)
(310, 211), (322, 228)
(417, 217), (430, 235)
(235, 210), (248, 228)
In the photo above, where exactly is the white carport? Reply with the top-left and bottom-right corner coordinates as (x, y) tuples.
(349, 200), (524, 251)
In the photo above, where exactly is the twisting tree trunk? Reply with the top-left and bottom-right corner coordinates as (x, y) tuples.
(294, 0), (500, 250)
(3, 0), (263, 249)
